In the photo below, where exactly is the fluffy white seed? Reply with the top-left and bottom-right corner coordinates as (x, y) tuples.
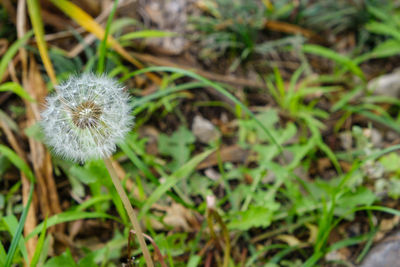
(41, 73), (134, 162)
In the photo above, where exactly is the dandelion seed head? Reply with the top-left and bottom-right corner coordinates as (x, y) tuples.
(41, 73), (133, 162)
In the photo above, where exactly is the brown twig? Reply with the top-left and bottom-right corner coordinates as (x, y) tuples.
(129, 230), (168, 267)
(0, 39), (8, 56)
(207, 208), (231, 267)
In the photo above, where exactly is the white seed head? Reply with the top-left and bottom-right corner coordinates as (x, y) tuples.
(41, 73), (133, 162)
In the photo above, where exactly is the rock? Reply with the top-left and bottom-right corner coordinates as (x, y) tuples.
(339, 131), (353, 150)
(325, 250), (347, 262)
(360, 230), (400, 267)
(204, 168), (221, 181)
(363, 128), (383, 148)
(141, 0), (192, 55)
(192, 115), (221, 143)
(368, 69), (400, 98)
(362, 161), (385, 179)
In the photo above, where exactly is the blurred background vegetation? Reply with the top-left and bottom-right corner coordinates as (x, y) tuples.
(2, 0), (400, 266)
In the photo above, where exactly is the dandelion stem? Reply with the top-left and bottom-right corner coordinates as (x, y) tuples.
(104, 157), (154, 267)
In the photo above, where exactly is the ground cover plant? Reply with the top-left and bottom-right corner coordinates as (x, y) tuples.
(1, 0), (400, 266)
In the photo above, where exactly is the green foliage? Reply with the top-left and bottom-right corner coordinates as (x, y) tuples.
(354, 3), (400, 62)
(63, 160), (128, 223)
(139, 149), (214, 218)
(374, 152), (400, 199)
(298, 0), (375, 34)
(30, 217), (47, 267)
(228, 204), (279, 230)
(266, 66), (336, 123)
(43, 250), (76, 267)
(158, 126), (196, 171)
(191, 0), (265, 60)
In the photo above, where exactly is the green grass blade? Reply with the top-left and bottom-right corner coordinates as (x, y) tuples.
(0, 146), (35, 266)
(119, 141), (160, 185)
(4, 186), (34, 267)
(302, 44), (365, 80)
(2, 215), (28, 263)
(30, 217), (48, 267)
(97, 0), (118, 74)
(0, 31), (33, 81)
(120, 139), (194, 208)
(367, 4), (390, 22)
(187, 255), (201, 267)
(27, 211), (119, 240)
(302, 251), (324, 267)
(273, 67), (285, 100)
(0, 243), (6, 266)
(317, 140), (342, 174)
(286, 64), (305, 108)
(365, 144), (400, 162)
(75, 195), (112, 212)
(366, 21), (400, 41)
(356, 227), (377, 264)
(139, 149), (214, 219)
(354, 40), (400, 63)
(119, 30), (176, 41)
(130, 82), (206, 108)
(0, 145), (35, 182)
(355, 206), (400, 216)
(356, 109), (400, 133)
(328, 233), (369, 252)
(0, 82), (34, 101)
(331, 85), (363, 112)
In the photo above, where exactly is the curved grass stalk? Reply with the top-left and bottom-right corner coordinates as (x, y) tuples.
(104, 158), (154, 267)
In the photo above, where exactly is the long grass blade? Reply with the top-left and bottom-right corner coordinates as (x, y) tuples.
(119, 30), (176, 41)
(0, 145), (35, 182)
(0, 146), (35, 267)
(29, 217), (47, 267)
(302, 44), (365, 80)
(0, 82), (34, 101)
(2, 215), (29, 265)
(97, 0), (118, 74)
(129, 66), (283, 152)
(27, 0), (57, 85)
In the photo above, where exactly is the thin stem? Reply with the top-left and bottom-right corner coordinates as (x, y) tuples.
(104, 157), (154, 267)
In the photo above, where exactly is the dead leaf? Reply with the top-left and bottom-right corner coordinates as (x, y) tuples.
(305, 223), (318, 244)
(375, 216), (400, 242)
(317, 157), (332, 174)
(163, 203), (196, 232)
(275, 234), (301, 246)
(197, 145), (249, 170)
(23, 56), (63, 233)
